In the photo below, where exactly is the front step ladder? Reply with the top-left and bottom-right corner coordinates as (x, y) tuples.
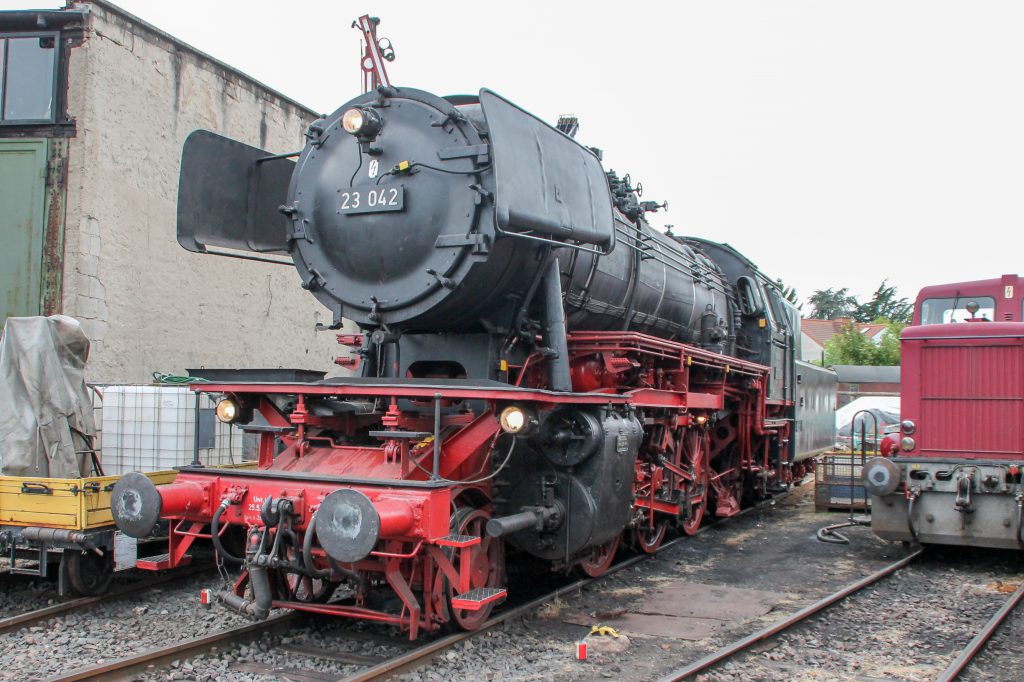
(434, 534), (508, 610)
(136, 553), (192, 571)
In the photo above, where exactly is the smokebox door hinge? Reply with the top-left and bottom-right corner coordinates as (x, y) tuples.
(302, 268), (327, 291)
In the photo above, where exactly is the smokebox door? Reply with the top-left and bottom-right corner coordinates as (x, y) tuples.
(177, 130), (293, 256)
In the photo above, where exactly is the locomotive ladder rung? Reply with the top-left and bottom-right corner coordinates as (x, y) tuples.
(434, 534), (480, 548)
(450, 587), (507, 610)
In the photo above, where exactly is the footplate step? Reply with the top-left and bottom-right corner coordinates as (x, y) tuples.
(450, 587), (507, 610)
(435, 534), (481, 548)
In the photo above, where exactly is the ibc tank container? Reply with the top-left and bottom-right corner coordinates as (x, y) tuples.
(98, 386), (243, 475)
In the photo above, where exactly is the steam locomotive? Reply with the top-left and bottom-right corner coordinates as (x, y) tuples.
(110, 86), (836, 637)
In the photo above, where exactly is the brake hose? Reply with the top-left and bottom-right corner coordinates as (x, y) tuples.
(211, 499), (244, 564)
(906, 489), (921, 544)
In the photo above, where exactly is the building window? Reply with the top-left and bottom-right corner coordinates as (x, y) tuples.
(0, 33), (58, 123)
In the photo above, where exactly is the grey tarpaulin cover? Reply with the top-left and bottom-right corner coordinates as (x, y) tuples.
(835, 396), (901, 446)
(0, 316), (95, 477)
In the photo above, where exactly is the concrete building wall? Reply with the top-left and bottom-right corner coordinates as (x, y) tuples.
(837, 381), (901, 407)
(61, 1), (349, 382)
(800, 332), (824, 363)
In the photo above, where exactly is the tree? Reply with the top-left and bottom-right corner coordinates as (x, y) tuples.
(807, 281), (912, 324)
(774, 278), (801, 309)
(855, 280), (912, 324)
(808, 287), (858, 320)
(824, 319), (905, 366)
(874, 321), (904, 365)
(823, 320), (875, 365)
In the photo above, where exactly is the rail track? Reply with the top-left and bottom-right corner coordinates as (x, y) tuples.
(934, 580), (1024, 682)
(653, 546), (1024, 682)
(46, 612), (302, 682)
(44, 486), (793, 682)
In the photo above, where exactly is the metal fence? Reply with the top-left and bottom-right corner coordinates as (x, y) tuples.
(814, 451), (872, 511)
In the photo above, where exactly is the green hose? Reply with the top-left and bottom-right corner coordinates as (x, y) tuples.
(152, 372), (210, 384)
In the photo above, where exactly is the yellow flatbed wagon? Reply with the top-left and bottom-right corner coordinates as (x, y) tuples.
(0, 463), (254, 595)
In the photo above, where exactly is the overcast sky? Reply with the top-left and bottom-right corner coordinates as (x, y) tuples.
(7, 1), (1024, 310)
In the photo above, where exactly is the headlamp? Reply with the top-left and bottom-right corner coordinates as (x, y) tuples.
(216, 398), (241, 424)
(499, 406), (531, 434)
(342, 107), (382, 138)
(499, 403), (540, 436)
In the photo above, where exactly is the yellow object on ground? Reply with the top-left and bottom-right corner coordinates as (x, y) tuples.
(588, 625), (620, 638)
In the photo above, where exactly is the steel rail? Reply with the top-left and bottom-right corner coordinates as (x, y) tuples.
(655, 546), (925, 682)
(44, 612), (301, 682)
(341, 488), (793, 682)
(935, 581), (1024, 682)
(0, 565), (205, 636)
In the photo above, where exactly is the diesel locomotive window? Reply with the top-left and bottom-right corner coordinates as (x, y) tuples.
(919, 296), (996, 324)
(0, 34), (58, 123)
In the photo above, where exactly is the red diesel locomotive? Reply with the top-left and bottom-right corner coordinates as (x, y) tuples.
(110, 87), (836, 637)
(865, 274), (1024, 549)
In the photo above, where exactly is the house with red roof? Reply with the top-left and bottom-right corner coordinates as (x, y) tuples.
(800, 318), (889, 364)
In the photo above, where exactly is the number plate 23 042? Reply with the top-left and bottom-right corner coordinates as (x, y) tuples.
(338, 186), (405, 215)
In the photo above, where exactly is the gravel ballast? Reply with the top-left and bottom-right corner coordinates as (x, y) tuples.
(1, 572), (246, 681)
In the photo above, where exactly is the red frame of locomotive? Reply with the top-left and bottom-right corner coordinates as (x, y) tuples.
(145, 331), (796, 637)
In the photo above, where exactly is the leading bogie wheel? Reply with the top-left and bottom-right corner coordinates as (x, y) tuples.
(283, 571), (336, 603)
(279, 548), (337, 603)
(62, 550), (114, 596)
(576, 535), (620, 577)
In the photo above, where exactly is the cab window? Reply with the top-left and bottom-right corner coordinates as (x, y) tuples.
(919, 296), (996, 324)
(766, 290), (789, 332)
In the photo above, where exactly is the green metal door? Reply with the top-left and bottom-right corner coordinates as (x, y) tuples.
(0, 139), (47, 326)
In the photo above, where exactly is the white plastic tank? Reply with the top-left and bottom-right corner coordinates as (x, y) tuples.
(97, 386), (243, 474)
